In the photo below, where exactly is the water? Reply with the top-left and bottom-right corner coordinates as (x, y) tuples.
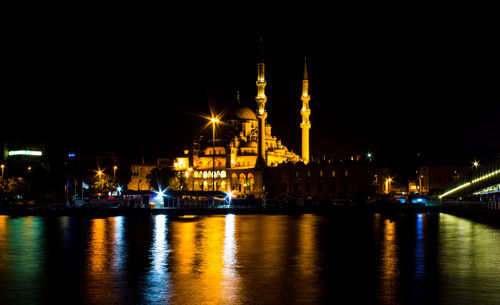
(0, 213), (500, 304)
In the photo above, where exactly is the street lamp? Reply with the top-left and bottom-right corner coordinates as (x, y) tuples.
(210, 117), (219, 193)
(1, 164), (4, 180)
(385, 177), (393, 194)
(113, 166), (118, 181)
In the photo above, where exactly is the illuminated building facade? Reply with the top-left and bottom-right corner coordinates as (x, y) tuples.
(173, 46), (301, 197)
(300, 57), (311, 165)
(175, 97), (299, 197)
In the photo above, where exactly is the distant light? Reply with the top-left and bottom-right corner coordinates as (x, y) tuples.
(9, 150), (42, 156)
(68, 153), (76, 158)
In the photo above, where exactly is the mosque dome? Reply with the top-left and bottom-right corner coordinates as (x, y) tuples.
(235, 106), (257, 121)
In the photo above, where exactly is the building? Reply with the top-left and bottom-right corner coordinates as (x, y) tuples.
(417, 165), (471, 195)
(264, 161), (373, 202)
(173, 47), (302, 198)
(1, 139), (49, 178)
(128, 158), (171, 191)
(128, 42), (388, 202)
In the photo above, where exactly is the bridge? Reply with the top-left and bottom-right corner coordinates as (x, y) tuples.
(439, 157), (500, 202)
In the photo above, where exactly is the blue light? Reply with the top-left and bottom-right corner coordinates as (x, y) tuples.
(412, 198), (427, 204)
(68, 153), (76, 158)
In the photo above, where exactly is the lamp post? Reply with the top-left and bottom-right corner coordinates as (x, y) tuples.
(385, 177), (392, 194)
(113, 166), (117, 181)
(211, 117), (219, 193)
(1, 164), (4, 180)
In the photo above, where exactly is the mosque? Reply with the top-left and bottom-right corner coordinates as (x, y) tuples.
(172, 50), (312, 198)
(127, 46), (385, 203)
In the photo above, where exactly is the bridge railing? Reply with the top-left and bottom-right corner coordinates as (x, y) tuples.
(442, 201), (500, 210)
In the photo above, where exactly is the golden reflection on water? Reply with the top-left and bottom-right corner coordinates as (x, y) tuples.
(379, 218), (400, 304)
(0, 216), (8, 271)
(169, 215), (227, 304)
(84, 218), (113, 303)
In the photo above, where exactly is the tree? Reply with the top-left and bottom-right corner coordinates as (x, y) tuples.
(0, 177), (27, 201)
(92, 175), (115, 193)
(168, 174), (188, 191)
(146, 167), (176, 191)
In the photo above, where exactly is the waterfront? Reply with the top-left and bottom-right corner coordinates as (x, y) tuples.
(0, 213), (500, 304)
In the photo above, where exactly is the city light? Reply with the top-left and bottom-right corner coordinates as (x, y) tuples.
(8, 150), (42, 156)
(225, 189), (235, 205)
(154, 187), (167, 199)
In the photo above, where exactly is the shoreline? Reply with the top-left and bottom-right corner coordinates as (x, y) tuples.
(0, 204), (449, 217)
(1, 205), (499, 225)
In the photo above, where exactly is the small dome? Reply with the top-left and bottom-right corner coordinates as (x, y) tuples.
(235, 106), (257, 121)
(243, 141), (258, 148)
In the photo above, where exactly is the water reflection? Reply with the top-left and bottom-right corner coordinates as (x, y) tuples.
(143, 215), (171, 303)
(82, 217), (129, 304)
(84, 218), (112, 303)
(222, 214), (240, 304)
(1, 214), (500, 304)
(438, 214), (500, 304)
(414, 214), (426, 296)
(0, 216), (45, 304)
(378, 218), (400, 304)
(168, 215), (227, 304)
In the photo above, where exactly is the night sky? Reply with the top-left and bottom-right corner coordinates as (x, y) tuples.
(3, 9), (499, 169)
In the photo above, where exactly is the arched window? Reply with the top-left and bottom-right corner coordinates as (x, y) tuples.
(203, 180), (208, 191)
(194, 181), (200, 190)
(220, 181), (226, 191)
(203, 171), (208, 179)
(220, 170), (227, 178)
(239, 173), (246, 192)
(332, 170), (336, 177)
(248, 173), (255, 191)
(193, 171), (199, 178)
(320, 170), (323, 177)
(231, 173), (238, 190)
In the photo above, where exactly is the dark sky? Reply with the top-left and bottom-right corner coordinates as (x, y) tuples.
(2, 8), (499, 166)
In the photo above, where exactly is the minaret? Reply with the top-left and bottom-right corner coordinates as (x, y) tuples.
(300, 57), (311, 164)
(255, 38), (268, 166)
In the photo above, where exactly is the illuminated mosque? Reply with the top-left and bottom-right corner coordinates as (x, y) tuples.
(173, 49), (312, 198)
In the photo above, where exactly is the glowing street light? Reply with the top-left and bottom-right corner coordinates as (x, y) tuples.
(472, 161), (480, 168)
(385, 177), (393, 194)
(366, 152), (373, 161)
(1, 164), (4, 179)
(113, 165), (118, 181)
(210, 116), (220, 193)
